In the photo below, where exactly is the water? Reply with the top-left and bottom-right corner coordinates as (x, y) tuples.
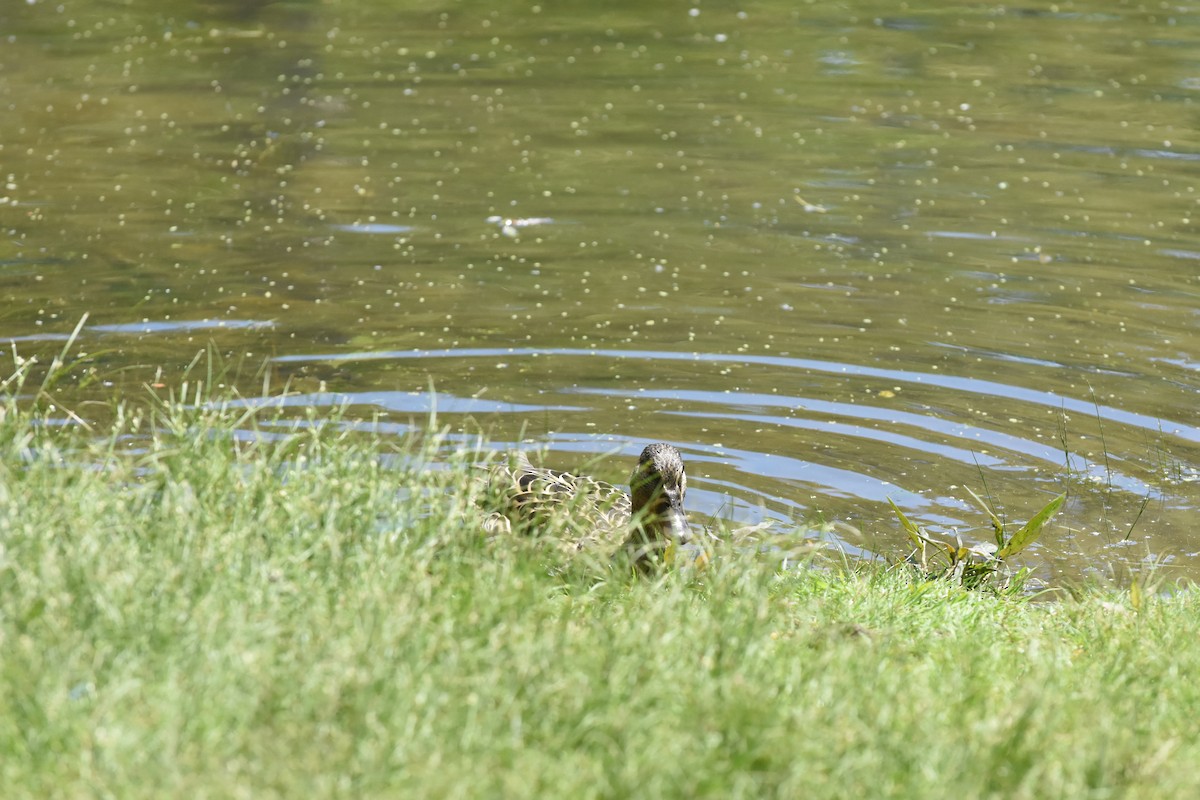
(2, 0), (1199, 584)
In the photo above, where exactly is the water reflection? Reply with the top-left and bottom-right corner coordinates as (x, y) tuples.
(332, 224), (416, 235)
(274, 346), (1200, 445)
(235, 389), (581, 416)
(3, 0), (1200, 583)
(93, 319), (276, 335)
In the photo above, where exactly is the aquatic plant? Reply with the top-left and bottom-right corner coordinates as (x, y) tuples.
(888, 489), (1066, 591)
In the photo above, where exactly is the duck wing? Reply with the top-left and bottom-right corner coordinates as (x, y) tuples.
(485, 451), (632, 534)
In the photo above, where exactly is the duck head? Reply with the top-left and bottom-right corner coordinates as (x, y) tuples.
(628, 442), (691, 557)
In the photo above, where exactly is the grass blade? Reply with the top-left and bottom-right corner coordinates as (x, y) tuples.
(965, 486), (1005, 548)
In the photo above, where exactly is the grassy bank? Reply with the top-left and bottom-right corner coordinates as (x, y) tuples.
(1, 388), (1197, 799)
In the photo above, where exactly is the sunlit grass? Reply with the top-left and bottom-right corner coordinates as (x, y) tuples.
(1, 381), (1198, 798)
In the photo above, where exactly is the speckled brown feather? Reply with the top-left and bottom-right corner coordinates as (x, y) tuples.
(489, 450), (631, 533)
(482, 444), (692, 564)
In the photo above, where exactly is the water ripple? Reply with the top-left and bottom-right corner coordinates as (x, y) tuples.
(273, 346), (1200, 443)
(92, 319), (276, 334)
(225, 390), (581, 416)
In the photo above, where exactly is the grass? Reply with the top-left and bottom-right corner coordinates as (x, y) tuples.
(1, 382), (1199, 798)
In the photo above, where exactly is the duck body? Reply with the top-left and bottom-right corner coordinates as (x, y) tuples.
(483, 443), (693, 567)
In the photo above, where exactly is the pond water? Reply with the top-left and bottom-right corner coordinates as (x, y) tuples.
(3, 0), (1199, 585)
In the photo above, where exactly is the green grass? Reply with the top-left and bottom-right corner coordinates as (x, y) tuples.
(1, 388), (1198, 799)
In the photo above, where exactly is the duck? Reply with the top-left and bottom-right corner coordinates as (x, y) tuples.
(481, 442), (703, 568)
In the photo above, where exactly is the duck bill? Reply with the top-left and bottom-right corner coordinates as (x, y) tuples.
(662, 504), (709, 567)
(628, 502), (693, 566)
(661, 504), (691, 545)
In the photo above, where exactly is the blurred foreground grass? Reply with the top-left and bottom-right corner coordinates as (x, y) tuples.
(1, 379), (1198, 799)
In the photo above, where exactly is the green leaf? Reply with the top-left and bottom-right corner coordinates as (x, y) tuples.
(965, 486), (1005, 548)
(887, 497), (923, 548)
(997, 493), (1066, 559)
